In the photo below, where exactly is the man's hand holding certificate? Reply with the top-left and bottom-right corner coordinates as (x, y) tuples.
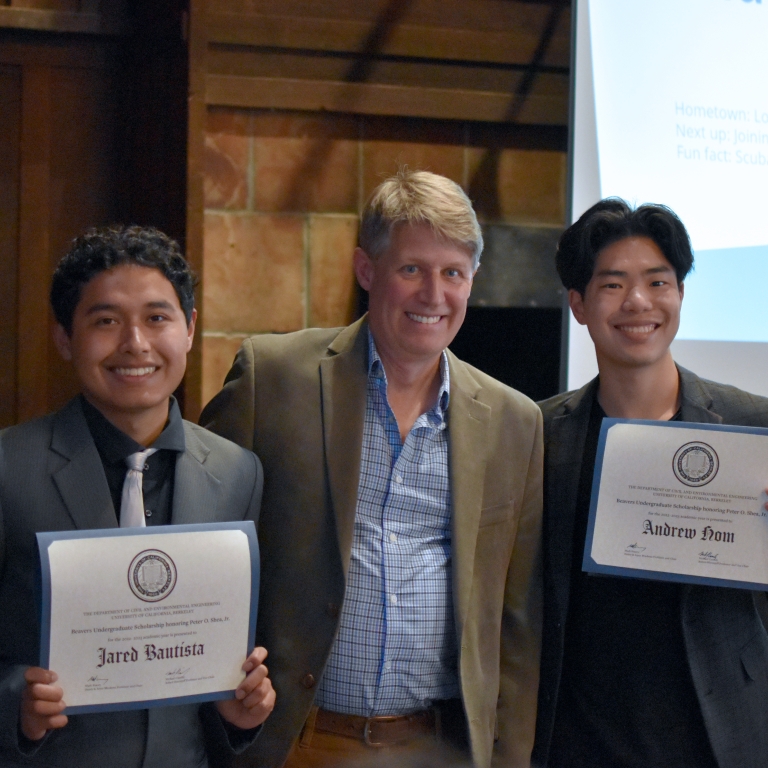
(585, 419), (768, 589)
(24, 522), (272, 736)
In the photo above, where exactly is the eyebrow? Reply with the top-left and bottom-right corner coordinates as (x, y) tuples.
(83, 300), (178, 315)
(594, 265), (675, 278)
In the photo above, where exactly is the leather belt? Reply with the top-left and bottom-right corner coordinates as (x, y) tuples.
(314, 706), (439, 747)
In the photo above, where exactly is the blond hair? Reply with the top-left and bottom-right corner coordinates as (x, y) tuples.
(359, 169), (483, 269)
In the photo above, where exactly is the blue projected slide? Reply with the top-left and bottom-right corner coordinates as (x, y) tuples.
(568, 0), (768, 392)
(680, 245), (768, 343)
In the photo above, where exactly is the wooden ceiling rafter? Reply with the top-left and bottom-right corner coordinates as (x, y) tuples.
(203, 0), (570, 126)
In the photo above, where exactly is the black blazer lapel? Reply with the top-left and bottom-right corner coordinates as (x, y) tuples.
(544, 380), (597, 624)
(171, 424), (223, 525)
(50, 399), (117, 531)
(678, 366), (724, 425)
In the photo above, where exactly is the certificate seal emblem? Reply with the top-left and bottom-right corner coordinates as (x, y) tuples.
(673, 442), (719, 487)
(128, 549), (177, 602)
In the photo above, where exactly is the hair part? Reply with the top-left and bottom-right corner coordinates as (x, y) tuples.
(51, 224), (197, 335)
(556, 198), (694, 295)
(359, 168), (483, 270)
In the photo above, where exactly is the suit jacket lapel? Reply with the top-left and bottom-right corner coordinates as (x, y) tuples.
(171, 424), (222, 525)
(545, 379), (597, 624)
(320, 318), (368, 574)
(50, 398), (117, 530)
(447, 353), (490, 637)
(678, 366), (724, 425)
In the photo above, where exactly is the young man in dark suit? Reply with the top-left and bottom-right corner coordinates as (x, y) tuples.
(533, 199), (768, 768)
(0, 226), (275, 767)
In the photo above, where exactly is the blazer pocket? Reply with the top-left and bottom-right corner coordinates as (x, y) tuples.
(479, 499), (514, 528)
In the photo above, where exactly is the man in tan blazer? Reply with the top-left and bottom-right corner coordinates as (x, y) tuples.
(201, 170), (543, 768)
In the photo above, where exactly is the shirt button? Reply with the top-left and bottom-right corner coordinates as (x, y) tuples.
(384, 662), (392, 671)
(395, 475), (403, 484)
(390, 594), (397, 604)
(145, 509), (152, 517)
(389, 532), (397, 543)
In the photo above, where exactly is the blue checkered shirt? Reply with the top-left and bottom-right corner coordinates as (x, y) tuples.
(314, 331), (460, 716)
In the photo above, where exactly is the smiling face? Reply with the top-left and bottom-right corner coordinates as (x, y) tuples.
(569, 236), (683, 372)
(354, 222), (475, 370)
(53, 264), (196, 441)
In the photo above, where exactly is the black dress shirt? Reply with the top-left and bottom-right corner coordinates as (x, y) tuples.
(80, 395), (186, 526)
(77, 396), (258, 747)
(549, 399), (718, 768)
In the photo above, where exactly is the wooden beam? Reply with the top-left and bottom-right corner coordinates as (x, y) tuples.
(205, 74), (568, 125)
(185, 0), (207, 420)
(206, 12), (569, 69)
(0, 64), (21, 428)
(17, 64), (52, 423)
(0, 7), (129, 35)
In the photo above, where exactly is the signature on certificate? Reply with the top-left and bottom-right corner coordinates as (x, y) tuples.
(87, 676), (108, 683)
(166, 667), (191, 679)
(624, 543), (646, 554)
(699, 551), (719, 562)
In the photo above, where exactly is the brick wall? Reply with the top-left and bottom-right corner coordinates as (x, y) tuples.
(201, 106), (566, 406)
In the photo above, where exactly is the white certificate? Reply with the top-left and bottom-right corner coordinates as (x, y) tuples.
(584, 420), (768, 590)
(37, 522), (259, 714)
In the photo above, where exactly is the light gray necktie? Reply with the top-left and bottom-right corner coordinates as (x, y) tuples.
(120, 448), (157, 528)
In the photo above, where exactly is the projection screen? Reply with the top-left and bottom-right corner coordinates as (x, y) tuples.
(567, 0), (768, 396)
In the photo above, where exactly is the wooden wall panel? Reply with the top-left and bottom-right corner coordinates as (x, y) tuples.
(2, 35), (122, 423)
(0, 64), (21, 429)
(17, 64), (53, 423)
(45, 63), (120, 414)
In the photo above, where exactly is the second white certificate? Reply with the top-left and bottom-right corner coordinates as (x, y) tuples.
(584, 420), (768, 589)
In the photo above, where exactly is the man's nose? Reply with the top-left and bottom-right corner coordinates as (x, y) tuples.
(419, 272), (444, 305)
(120, 324), (150, 353)
(622, 285), (653, 311)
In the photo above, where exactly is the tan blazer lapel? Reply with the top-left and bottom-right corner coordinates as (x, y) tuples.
(170, 424), (223, 525)
(319, 318), (369, 574)
(447, 354), (491, 639)
(50, 399), (117, 531)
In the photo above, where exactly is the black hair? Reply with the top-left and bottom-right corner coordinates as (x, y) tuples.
(556, 198), (694, 295)
(51, 225), (196, 334)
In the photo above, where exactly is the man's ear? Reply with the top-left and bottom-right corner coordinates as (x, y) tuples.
(53, 324), (73, 361)
(186, 308), (198, 353)
(679, 282), (685, 302)
(568, 289), (588, 326)
(353, 247), (375, 292)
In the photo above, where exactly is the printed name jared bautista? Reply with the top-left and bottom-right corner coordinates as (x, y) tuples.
(96, 643), (205, 668)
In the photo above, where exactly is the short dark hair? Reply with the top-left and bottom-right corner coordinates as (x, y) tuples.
(556, 198), (694, 295)
(51, 225), (196, 334)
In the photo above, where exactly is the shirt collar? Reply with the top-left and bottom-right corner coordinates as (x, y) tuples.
(81, 395), (186, 465)
(366, 329), (450, 418)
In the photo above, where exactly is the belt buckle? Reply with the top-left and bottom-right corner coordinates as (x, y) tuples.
(363, 717), (388, 747)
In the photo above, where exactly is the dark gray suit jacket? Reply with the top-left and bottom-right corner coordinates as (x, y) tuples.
(533, 367), (768, 768)
(0, 397), (263, 768)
